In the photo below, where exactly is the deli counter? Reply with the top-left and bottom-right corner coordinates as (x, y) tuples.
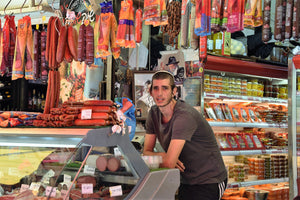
(0, 127), (180, 199)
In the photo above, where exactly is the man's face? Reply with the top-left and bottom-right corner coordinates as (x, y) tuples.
(151, 79), (175, 107)
(168, 64), (177, 74)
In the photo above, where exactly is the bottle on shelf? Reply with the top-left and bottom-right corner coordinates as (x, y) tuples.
(207, 34), (214, 53)
(37, 92), (42, 110)
(41, 93), (45, 110)
(32, 89), (37, 110)
(28, 90), (32, 110)
(213, 31), (223, 55)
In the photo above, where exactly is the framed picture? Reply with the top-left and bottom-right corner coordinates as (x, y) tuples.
(157, 50), (186, 84)
(133, 71), (156, 120)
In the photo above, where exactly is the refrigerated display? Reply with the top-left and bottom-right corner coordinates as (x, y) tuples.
(0, 127), (180, 199)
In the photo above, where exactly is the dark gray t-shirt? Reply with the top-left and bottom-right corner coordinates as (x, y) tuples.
(146, 100), (227, 185)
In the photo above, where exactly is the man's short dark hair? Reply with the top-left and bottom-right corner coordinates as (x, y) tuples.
(150, 71), (176, 91)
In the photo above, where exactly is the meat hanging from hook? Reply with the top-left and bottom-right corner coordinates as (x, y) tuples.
(4, 0), (13, 15)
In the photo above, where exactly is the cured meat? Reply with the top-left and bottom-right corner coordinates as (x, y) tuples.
(12, 17), (30, 80)
(116, 0), (136, 48)
(74, 119), (111, 126)
(211, 0), (222, 32)
(85, 24), (94, 65)
(68, 25), (78, 61)
(292, 0), (300, 40)
(285, 0), (293, 39)
(143, 0), (168, 26)
(83, 100), (114, 106)
(135, 8), (143, 43)
(227, 0), (244, 33)
(274, 0), (283, 40)
(189, 3), (199, 49)
(77, 24), (86, 62)
(81, 106), (116, 113)
(64, 33), (73, 63)
(79, 112), (111, 120)
(107, 157), (121, 172)
(1, 15), (16, 76)
(40, 29), (48, 80)
(33, 30), (41, 79)
(96, 155), (108, 171)
(56, 25), (68, 63)
(46, 16), (54, 62)
(180, 0), (190, 48)
(262, 0), (272, 42)
(25, 16), (34, 80)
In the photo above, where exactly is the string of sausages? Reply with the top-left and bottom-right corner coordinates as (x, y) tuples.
(35, 100), (120, 127)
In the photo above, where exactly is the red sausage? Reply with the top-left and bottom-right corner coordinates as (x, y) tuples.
(68, 26), (78, 61)
(77, 24), (86, 62)
(85, 24), (94, 65)
(56, 25), (68, 63)
(74, 119), (110, 126)
(83, 100), (114, 106)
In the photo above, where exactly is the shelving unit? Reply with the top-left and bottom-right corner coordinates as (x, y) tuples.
(202, 56), (290, 193)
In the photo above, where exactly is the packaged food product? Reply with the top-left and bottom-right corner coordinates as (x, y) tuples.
(216, 133), (231, 150)
(235, 133), (248, 149)
(211, 103), (225, 121)
(227, 133), (239, 149)
(252, 134), (265, 149)
(243, 133), (255, 149)
(204, 103), (218, 121)
(230, 106), (241, 122)
(239, 107), (250, 122)
(221, 103), (233, 121)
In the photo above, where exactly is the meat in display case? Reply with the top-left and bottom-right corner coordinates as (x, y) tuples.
(0, 127), (180, 199)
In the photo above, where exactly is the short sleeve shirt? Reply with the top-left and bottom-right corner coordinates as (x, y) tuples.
(146, 100), (227, 185)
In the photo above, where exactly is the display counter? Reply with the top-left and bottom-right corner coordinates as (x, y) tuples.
(0, 127), (180, 199)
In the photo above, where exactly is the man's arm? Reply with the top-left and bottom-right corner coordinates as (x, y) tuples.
(143, 134), (185, 172)
(162, 139), (185, 172)
(143, 133), (160, 155)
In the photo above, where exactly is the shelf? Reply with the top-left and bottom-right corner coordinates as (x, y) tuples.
(221, 148), (288, 156)
(209, 121), (288, 128)
(205, 93), (288, 104)
(227, 177), (289, 188)
(206, 55), (288, 79)
(0, 128), (92, 147)
(0, 86), (12, 90)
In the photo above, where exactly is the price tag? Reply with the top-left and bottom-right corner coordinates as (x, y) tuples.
(109, 185), (122, 197)
(64, 174), (72, 183)
(81, 184), (93, 194)
(20, 184), (30, 193)
(114, 147), (122, 157)
(81, 109), (92, 119)
(61, 189), (69, 200)
(83, 165), (95, 175)
(46, 186), (56, 197)
(29, 182), (41, 191)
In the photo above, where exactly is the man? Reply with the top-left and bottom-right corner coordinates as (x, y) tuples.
(143, 70), (227, 200)
(166, 56), (185, 84)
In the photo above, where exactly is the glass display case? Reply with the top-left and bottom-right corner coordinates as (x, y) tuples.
(0, 127), (180, 199)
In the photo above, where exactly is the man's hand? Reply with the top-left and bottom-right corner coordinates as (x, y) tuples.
(176, 160), (185, 172)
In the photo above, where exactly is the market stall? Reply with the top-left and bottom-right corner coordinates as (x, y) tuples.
(0, 0), (299, 199)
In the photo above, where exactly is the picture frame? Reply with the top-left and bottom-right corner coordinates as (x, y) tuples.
(133, 71), (156, 120)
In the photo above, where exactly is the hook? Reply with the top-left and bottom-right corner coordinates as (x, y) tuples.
(4, 0), (13, 15)
(20, 0), (28, 13)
